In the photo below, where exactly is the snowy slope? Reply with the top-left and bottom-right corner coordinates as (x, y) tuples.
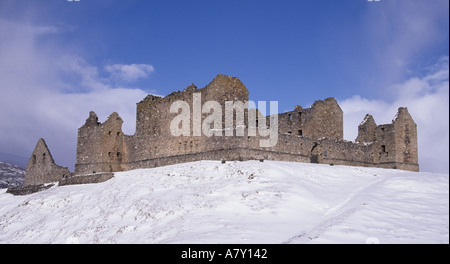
(0, 161), (448, 244)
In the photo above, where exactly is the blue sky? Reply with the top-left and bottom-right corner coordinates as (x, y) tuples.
(0, 0), (448, 173)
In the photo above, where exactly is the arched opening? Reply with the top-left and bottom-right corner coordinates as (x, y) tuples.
(310, 143), (320, 164)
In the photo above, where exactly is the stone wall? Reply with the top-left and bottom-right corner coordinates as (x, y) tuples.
(75, 112), (125, 175)
(75, 112), (103, 175)
(72, 74), (419, 174)
(59, 172), (114, 186)
(6, 183), (54, 196)
(356, 114), (377, 143)
(27, 73), (421, 190)
(355, 107), (419, 171)
(393, 107), (418, 166)
(24, 138), (70, 186)
(277, 97), (343, 140)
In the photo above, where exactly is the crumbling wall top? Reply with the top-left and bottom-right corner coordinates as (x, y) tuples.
(83, 111), (100, 127)
(393, 107), (416, 125)
(359, 114), (376, 127)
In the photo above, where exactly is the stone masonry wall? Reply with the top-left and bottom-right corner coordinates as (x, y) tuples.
(73, 74), (419, 173)
(277, 97), (343, 140)
(75, 112), (126, 175)
(75, 112), (103, 175)
(25, 138), (70, 186)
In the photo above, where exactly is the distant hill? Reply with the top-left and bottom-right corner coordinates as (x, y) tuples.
(0, 161), (25, 189)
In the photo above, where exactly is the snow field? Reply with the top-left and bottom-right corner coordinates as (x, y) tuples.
(0, 160), (448, 244)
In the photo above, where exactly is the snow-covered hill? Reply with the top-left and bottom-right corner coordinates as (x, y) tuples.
(0, 161), (25, 189)
(0, 160), (448, 244)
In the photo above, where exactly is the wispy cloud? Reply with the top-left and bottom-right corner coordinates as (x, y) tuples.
(0, 19), (151, 170)
(105, 63), (154, 82)
(340, 56), (449, 173)
(336, 0), (449, 173)
(362, 0), (449, 93)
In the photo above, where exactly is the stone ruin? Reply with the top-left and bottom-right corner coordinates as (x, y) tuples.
(12, 74), (419, 194)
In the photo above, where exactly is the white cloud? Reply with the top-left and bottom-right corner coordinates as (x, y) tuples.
(340, 56), (449, 173)
(58, 55), (109, 92)
(0, 19), (150, 170)
(105, 63), (154, 82)
(362, 0), (449, 93)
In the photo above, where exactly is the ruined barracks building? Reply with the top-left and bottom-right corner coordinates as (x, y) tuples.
(21, 74), (419, 188)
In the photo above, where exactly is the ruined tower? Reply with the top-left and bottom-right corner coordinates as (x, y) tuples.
(356, 108), (419, 171)
(388, 107), (419, 171)
(75, 111), (125, 175)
